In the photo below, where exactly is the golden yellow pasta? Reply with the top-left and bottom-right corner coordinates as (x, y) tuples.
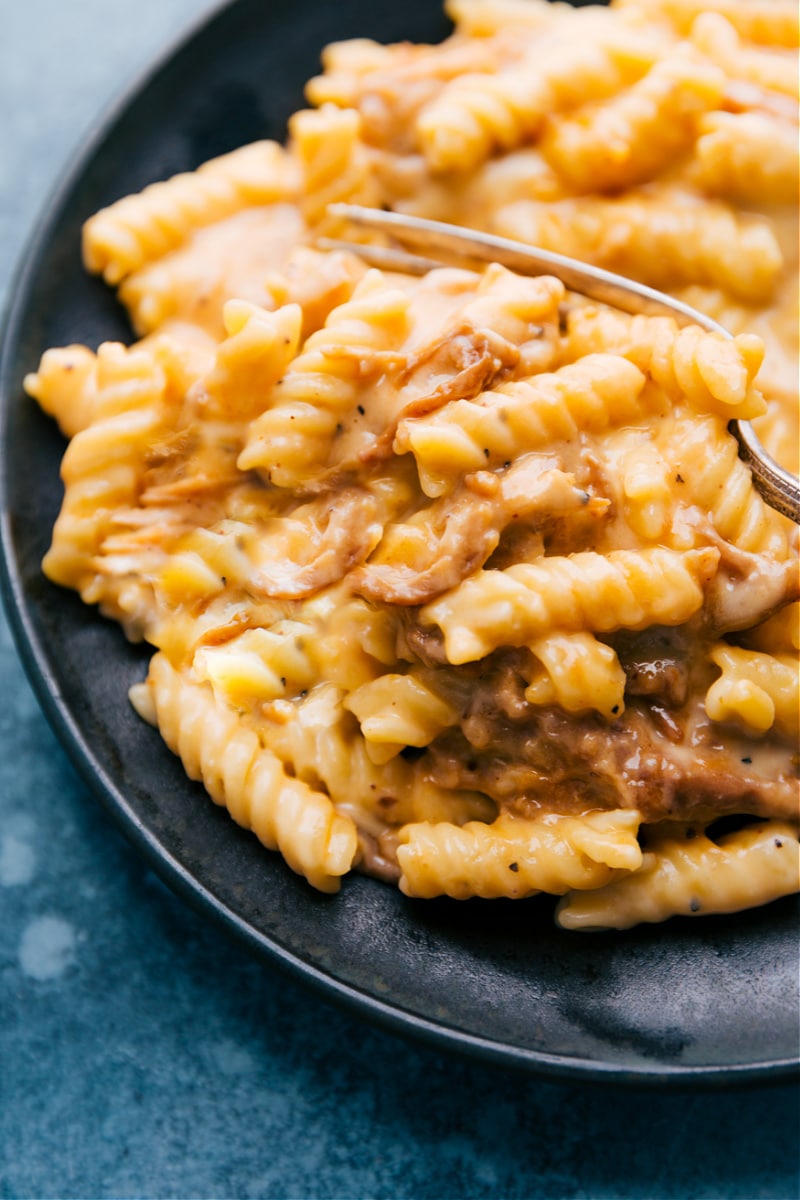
(556, 821), (800, 930)
(421, 547), (720, 663)
(27, 0), (799, 926)
(83, 142), (300, 285)
(142, 652), (359, 892)
(705, 645), (799, 739)
(397, 810), (644, 899)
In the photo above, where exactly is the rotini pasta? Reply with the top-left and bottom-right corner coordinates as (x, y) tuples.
(397, 810), (643, 899)
(705, 645), (799, 739)
(616, 0), (800, 48)
(692, 111), (800, 206)
(690, 12), (799, 98)
(84, 141), (299, 284)
(144, 653), (358, 892)
(27, 0), (799, 930)
(540, 52), (724, 193)
(238, 270), (413, 489)
(525, 632), (627, 721)
(396, 353), (650, 496)
(421, 547), (719, 664)
(556, 821), (800, 930)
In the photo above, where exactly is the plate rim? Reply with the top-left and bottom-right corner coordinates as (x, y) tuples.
(1, 0), (798, 1089)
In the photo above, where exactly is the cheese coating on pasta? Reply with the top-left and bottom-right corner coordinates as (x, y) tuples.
(27, 0), (799, 928)
(556, 822), (800, 930)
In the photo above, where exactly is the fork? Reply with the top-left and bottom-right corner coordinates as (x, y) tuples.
(322, 203), (800, 526)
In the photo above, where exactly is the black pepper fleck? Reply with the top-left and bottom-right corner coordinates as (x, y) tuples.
(775, 838), (783, 848)
(741, 756), (752, 764)
(690, 898), (701, 913)
(508, 862), (519, 872)
(357, 404), (365, 415)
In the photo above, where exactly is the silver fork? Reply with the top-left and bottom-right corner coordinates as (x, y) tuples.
(323, 203), (800, 525)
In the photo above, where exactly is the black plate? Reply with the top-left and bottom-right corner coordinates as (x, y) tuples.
(1, 0), (798, 1086)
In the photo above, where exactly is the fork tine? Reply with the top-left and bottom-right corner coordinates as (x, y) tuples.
(325, 204), (800, 525)
(315, 236), (442, 276)
(327, 203), (730, 334)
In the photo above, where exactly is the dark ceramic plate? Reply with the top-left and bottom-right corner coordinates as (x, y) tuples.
(1, 0), (798, 1087)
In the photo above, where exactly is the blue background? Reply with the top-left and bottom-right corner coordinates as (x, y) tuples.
(1, 3), (798, 1197)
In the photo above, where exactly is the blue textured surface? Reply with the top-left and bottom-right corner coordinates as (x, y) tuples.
(1, 3), (799, 1197)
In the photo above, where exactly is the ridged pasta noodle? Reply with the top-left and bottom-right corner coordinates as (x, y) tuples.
(239, 271), (411, 488)
(36, 343), (166, 602)
(397, 354), (649, 496)
(692, 111), (800, 208)
(202, 301), (303, 421)
(705, 645), (799, 739)
(422, 547), (719, 663)
(290, 105), (380, 228)
(24, 344), (102, 439)
(397, 810), (643, 899)
(84, 141), (299, 285)
(416, 28), (654, 174)
(344, 672), (459, 762)
(617, 0), (800, 48)
(690, 12), (799, 97)
(556, 822), (800, 930)
(564, 307), (766, 422)
(657, 415), (792, 557)
(146, 652), (358, 892)
(525, 632), (627, 721)
(541, 52), (724, 193)
(257, 680), (491, 831)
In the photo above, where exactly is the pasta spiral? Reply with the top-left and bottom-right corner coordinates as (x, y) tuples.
(397, 810), (643, 899)
(239, 272), (411, 489)
(541, 52), (724, 193)
(146, 653), (358, 892)
(84, 141), (299, 284)
(705, 645), (799, 739)
(495, 194), (783, 304)
(421, 547), (719, 664)
(396, 354), (648, 496)
(556, 822), (800, 930)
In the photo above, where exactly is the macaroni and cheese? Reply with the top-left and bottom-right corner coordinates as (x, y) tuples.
(26, 0), (799, 928)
